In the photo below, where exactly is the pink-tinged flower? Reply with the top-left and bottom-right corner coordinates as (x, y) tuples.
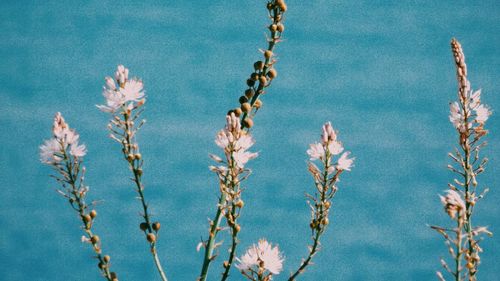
(327, 140), (343, 155)
(233, 150), (258, 168)
(120, 79), (145, 102)
(449, 102), (463, 129)
(70, 141), (87, 158)
(475, 104), (491, 123)
(337, 152), (354, 171)
(470, 89), (481, 109)
(235, 134), (255, 151)
(439, 189), (465, 219)
(307, 143), (324, 161)
(236, 239), (284, 275)
(40, 138), (63, 164)
(115, 64), (129, 85)
(215, 130), (231, 149)
(321, 121), (337, 145)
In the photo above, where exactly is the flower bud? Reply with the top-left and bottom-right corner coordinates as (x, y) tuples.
(83, 214), (92, 223)
(134, 153), (142, 160)
(98, 262), (105, 269)
(241, 103), (252, 113)
(234, 108), (243, 117)
(103, 255), (111, 263)
(243, 118), (254, 128)
(254, 61), (264, 71)
(91, 235), (100, 244)
(250, 72), (259, 81)
(223, 261), (229, 268)
(245, 89), (255, 99)
(89, 210), (97, 219)
(234, 224), (241, 233)
(235, 200), (244, 208)
(254, 99), (262, 109)
(259, 75), (268, 85)
(321, 218), (329, 225)
(127, 154), (134, 161)
(267, 2), (274, 10)
(267, 69), (277, 79)
(269, 24), (277, 32)
(140, 222), (149, 231)
(147, 233), (156, 243)
(110, 272), (117, 279)
(264, 50), (273, 59)
(152, 222), (161, 232)
(277, 23), (285, 33)
(324, 201), (331, 209)
(246, 79), (255, 87)
(239, 96), (249, 104)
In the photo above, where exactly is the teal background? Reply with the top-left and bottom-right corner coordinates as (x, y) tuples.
(1, 1), (499, 280)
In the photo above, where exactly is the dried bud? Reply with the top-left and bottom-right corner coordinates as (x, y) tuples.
(140, 222), (149, 231)
(269, 24), (277, 32)
(245, 89), (255, 99)
(91, 235), (100, 244)
(147, 233), (156, 243)
(89, 210), (97, 219)
(103, 255), (111, 263)
(267, 68), (277, 79)
(277, 23), (285, 33)
(264, 50), (273, 59)
(466, 262), (474, 269)
(243, 118), (254, 128)
(152, 222), (161, 232)
(241, 103), (252, 113)
(239, 96), (249, 104)
(277, 0), (287, 12)
(254, 61), (264, 71)
(137, 168), (143, 176)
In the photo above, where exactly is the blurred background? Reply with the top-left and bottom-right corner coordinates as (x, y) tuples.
(1, 0), (499, 280)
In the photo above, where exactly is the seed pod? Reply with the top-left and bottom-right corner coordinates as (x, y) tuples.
(259, 75), (268, 85)
(147, 233), (156, 243)
(245, 89), (255, 99)
(241, 103), (252, 113)
(243, 118), (254, 128)
(239, 96), (249, 104)
(264, 50), (273, 59)
(91, 235), (100, 244)
(253, 61), (264, 71)
(277, 23), (285, 33)
(269, 24), (277, 32)
(246, 79), (255, 87)
(254, 99), (262, 109)
(152, 222), (161, 232)
(89, 210), (97, 219)
(267, 68), (277, 79)
(140, 222), (149, 231)
(234, 108), (243, 117)
(103, 255), (111, 263)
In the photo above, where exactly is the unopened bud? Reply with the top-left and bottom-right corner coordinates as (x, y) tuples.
(91, 235), (100, 244)
(103, 255), (111, 263)
(246, 79), (255, 87)
(127, 154), (134, 161)
(234, 224), (241, 233)
(234, 108), (243, 117)
(134, 153), (142, 160)
(254, 99), (262, 109)
(267, 69), (277, 79)
(98, 262), (105, 269)
(235, 200), (244, 208)
(321, 218), (329, 225)
(324, 201), (331, 209)
(264, 50), (273, 59)
(89, 210), (97, 219)
(152, 222), (161, 232)
(277, 23), (285, 33)
(245, 89), (255, 99)
(140, 222), (149, 231)
(269, 24), (277, 32)
(83, 214), (92, 223)
(243, 118), (254, 128)
(110, 272), (117, 279)
(259, 75), (268, 85)
(241, 103), (252, 113)
(254, 61), (264, 71)
(239, 96), (249, 104)
(147, 233), (156, 243)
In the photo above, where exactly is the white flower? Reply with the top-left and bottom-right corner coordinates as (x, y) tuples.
(439, 189), (465, 219)
(307, 143), (324, 161)
(327, 140), (343, 155)
(39, 138), (63, 164)
(337, 152), (354, 171)
(236, 239), (284, 275)
(233, 150), (258, 168)
(70, 141), (87, 158)
(97, 87), (127, 113)
(98, 66), (145, 113)
(470, 89), (481, 109)
(215, 130), (231, 149)
(120, 79), (144, 102)
(449, 102), (463, 129)
(475, 104), (490, 123)
(321, 121), (337, 144)
(115, 64), (129, 85)
(235, 134), (255, 150)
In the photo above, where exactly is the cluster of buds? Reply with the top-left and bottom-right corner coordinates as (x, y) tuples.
(433, 39), (492, 281)
(236, 239), (284, 281)
(40, 113), (116, 281)
(227, 0), (287, 129)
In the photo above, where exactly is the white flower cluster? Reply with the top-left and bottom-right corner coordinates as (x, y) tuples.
(307, 122), (354, 172)
(439, 189), (465, 220)
(97, 65), (145, 113)
(236, 239), (284, 277)
(39, 112), (87, 164)
(449, 88), (491, 133)
(211, 113), (258, 172)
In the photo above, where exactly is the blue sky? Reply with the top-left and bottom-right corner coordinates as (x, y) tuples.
(1, 0), (499, 280)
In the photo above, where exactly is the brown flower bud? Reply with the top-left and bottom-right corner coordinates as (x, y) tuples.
(269, 24), (277, 32)
(83, 214), (92, 223)
(277, 0), (287, 12)
(134, 153), (142, 160)
(241, 102), (252, 113)
(227, 109), (234, 116)
(137, 168), (143, 176)
(234, 108), (243, 117)
(223, 261), (229, 268)
(127, 154), (134, 162)
(147, 233), (156, 243)
(242, 118), (254, 128)
(245, 88), (255, 99)
(264, 50), (273, 59)
(321, 218), (329, 225)
(466, 262), (474, 269)
(267, 69), (277, 79)
(110, 272), (117, 279)
(235, 200), (244, 208)
(250, 73), (259, 81)
(140, 222), (149, 231)
(267, 3), (274, 10)
(246, 79), (255, 87)
(234, 224), (241, 233)
(152, 222), (161, 232)
(277, 23), (285, 33)
(89, 210), (97, 219)
(103, 255), (111, 263)
(254, 61), (264, 71)
(259, 75), (268, 85)
(98, 262), (105, 269)
(91, 235), (100, 244)
(254, 99), (262, 109)
(239, 96), (249, 104)
(324, 201), (331, 209)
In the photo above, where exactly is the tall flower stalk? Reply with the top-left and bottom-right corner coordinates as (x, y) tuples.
(198, 1), (287, 280)
(289, 122), (354, 281)
(40, 113), (118, 281)
(98, 65), (168, 281)
(431, 38), (492, 281)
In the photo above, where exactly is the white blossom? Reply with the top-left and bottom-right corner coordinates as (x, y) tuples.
(449, 102), (463, 129)
(233, 150), (258, 169)
(439, 189), (465, 219)
(236, 239), (284, 275)
(337, 152), (354, 171)
(307, 143), (324, 161)
(70, 141), (87, 158)
(475, 104), (490, 123)
(39, 138), (63, 164)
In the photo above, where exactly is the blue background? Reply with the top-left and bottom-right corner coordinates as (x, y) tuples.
(1, 1), (499, 280)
